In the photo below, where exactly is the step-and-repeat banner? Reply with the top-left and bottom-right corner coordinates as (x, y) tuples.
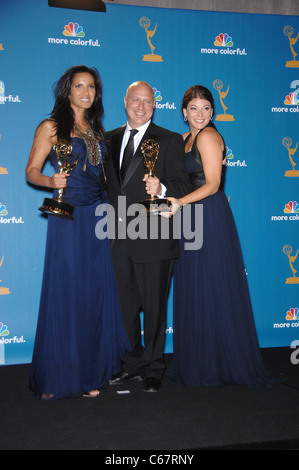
(0, 0), (298, 364)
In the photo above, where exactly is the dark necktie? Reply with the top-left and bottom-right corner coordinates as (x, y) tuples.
(121, 129), (138, 180)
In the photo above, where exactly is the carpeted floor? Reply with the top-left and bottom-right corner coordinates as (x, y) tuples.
(1, 347), (299, 451)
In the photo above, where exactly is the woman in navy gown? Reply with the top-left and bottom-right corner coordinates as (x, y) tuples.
(26, 65), (131, 400)
(166, 85), (274, 391)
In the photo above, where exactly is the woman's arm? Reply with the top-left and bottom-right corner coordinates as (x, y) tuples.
(180, 127), (224, 205)
(26, 120), (69, 189)
(162, 127), (224, 217)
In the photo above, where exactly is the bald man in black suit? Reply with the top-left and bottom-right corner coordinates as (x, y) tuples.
(105, 81), (191, 392)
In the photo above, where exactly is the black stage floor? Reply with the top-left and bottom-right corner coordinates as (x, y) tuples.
(1, 347), (299, 451)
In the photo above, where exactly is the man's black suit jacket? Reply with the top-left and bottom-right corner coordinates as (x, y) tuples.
(104, 121), (192, 263)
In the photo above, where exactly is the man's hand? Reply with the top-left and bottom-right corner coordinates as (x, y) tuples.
(143, 174), (162, 196)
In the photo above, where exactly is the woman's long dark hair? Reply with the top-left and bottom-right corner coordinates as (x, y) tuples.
(182, 85), (215, 113)
(50, 65), (104, 141)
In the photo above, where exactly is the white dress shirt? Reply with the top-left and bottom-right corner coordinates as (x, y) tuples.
(120, 120), (166, 197)
(119, 120), (151, 165)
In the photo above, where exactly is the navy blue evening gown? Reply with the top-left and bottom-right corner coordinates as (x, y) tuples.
(169, 123), (274, 391)
(30, 138), (131, 400)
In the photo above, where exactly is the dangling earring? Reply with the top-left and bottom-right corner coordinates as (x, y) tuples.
(184, 115), (188, 122)
(210, 115), (213, 121)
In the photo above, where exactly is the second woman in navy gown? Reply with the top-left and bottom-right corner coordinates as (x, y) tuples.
(166, 85), (274, 391)
(26, 65), (131, 400)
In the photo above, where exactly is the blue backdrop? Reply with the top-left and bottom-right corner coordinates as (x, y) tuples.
(0, 0), (298, 364)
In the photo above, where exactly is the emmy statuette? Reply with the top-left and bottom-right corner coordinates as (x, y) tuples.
(140, 139), (170, 213)
(39, 140), (79, 220)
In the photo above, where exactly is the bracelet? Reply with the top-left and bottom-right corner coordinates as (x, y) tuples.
(178, 199), (183, 209)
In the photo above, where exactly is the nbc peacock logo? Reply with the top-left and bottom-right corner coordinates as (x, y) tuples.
(48, 22), (100, 47)
(284, 92), (299, 106)
(214, 33), (233, 47)
(153, 87), (162, 103)
(152, 86), (176, 110)
(201, 32), (246, 56)
(0, 203), (24, 224)
(284, 201), (299, 214)
(0, 322), (26, 358)
(0, 203), (8, 216)
(225, 145), (247, 168)
(271, 80), (299, 113)
(226, 147), (234, 160)
(286, 307), (299, 321)
(0, 322), (9, 336)
(63, 22), (85, 37)
(0, 81), (21, 104)
(273, 307), (299, 329)
(271, 201), (299, 221)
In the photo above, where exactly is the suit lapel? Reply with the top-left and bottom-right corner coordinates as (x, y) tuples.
(111, 128), (125, 185)
(122, 122), (158, 187)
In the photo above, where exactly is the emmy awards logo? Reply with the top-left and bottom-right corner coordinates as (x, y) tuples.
(283, 137), (299, 176)
(283, 244), (299, 284)
(39, 140), (79, 219)
(213, 80), (234, 121)
(140, 139), (170, 212)
(139, 17), (163, 62)
(284, 25), (299, 68)
(0, 256), (10, 296)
